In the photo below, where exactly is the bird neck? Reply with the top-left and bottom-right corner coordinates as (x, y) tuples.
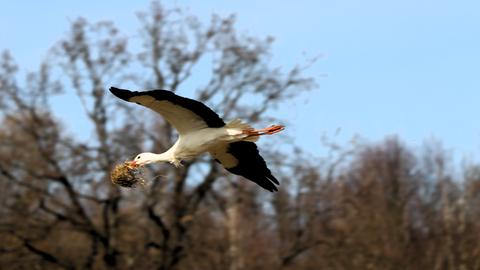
(152, 152), (174, 163)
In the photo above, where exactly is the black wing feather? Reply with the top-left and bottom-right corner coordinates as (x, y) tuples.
(110, 87), (225, 128)
(221, 141), (279, 192)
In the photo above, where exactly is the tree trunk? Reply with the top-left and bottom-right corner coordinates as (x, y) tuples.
(227, 183), (244, 270)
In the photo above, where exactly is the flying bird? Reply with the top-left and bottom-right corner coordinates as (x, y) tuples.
(109, 87), (285, 192)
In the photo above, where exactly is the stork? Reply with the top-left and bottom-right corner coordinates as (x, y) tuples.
(109, 87), (284, 192)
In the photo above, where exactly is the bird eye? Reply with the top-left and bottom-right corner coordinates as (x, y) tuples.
(136, 156), (141, 159)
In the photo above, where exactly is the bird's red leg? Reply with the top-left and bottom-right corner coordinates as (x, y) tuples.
(243, 125), (285, 136)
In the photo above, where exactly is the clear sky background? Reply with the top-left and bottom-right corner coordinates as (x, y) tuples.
(1, 0), (479, 159)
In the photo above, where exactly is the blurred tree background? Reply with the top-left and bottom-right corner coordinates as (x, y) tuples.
(1, 2), (480, 270)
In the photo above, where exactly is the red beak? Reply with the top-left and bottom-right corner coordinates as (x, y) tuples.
(127, 160), (138, 168)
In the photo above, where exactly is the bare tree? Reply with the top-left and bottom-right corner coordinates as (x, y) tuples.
(3, 2), (480, 270)
(0, 2), (314, 269)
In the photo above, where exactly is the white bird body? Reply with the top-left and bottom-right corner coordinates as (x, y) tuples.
(137, 121), (255, 166)
(110, 87), (284, 191)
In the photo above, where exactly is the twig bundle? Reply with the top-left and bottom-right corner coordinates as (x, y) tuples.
(110, 162), (145, 188)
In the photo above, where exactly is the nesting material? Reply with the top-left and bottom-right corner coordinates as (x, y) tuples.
(110, 162), (145, 188)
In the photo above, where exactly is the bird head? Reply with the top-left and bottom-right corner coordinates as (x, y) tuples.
(129, 152), (158, 167)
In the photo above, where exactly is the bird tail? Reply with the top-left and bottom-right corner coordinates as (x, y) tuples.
(226, 119), (259, 142)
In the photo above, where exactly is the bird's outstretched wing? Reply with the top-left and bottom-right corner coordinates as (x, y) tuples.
(210, 141), (279, 192)
(110, 87), (225, 134)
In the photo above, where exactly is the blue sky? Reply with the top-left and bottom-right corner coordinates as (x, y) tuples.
(1, 0), (480, 159)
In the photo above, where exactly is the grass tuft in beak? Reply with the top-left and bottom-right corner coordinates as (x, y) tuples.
(110, 161), (145, 188)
